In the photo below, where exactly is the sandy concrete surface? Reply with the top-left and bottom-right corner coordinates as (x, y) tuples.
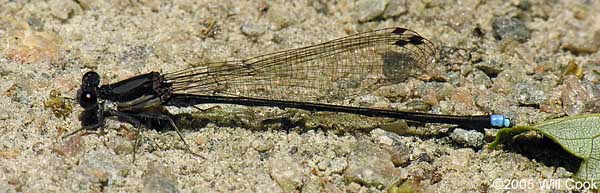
(0, 0), (599, 192)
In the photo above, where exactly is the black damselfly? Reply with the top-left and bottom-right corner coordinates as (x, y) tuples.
(71, 27), (512, 157)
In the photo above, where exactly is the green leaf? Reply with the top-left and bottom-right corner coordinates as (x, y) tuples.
(490, 114), (600, 185)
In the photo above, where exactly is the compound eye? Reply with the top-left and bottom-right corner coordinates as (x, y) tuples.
(78, 89), (98, 109)
(82, 71), (100, 88)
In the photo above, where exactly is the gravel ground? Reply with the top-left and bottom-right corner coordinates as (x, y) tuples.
(1, 0), (599, 192)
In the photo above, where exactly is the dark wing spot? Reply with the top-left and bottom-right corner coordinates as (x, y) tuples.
(408, 35), (425, 45)
(394, 39), (409, 47)
(392, 27), (408, 35)
(395, 35), (427, 47)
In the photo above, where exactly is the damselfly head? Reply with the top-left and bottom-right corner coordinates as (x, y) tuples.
(77, 71), (101, 110)
(75, 71), (105, 130)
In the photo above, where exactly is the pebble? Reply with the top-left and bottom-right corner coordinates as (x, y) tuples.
(490, 71), (513, 94)
(0, 180), (17, 193)
(0, 108), (10, 120)
(374, 83), (411, 101)
(422, 82), (453, 106)
(327, 157), (348, 174)
(515, 83), (547, 105)
(140, 0), (160, 11)
(5, 28), (64, 64)
(268, 157), (304, 192)
(267, 5), (297, 30)
(369, 128), (387, 139)
(562, 29), (600, 55)
(491, 17), (531, 43)
(84, 168), (110, 192)
(449, 128), (484, 148)
(415, 153), (433, 163)
(357, 0), (388, 22)
(440, 46), (473, 70)
(343, 141), (403, 188)
(470, 70), (492, 88)
(111, 0), (131, 9)
(387, 143), (412, 167)
(0, 80), (15, 95)
(52, 135), (85, 157)
(443, 149), (473, 172)
(252, 139), (274, 152)
(240, 23), (267, 37)
(560, 75), (590, 115)
(370, 128), (404, 145)
(74, 151), (129, 191)
(377, 135), (394, 146)
(259, 152), (270, 160)
(27, 17), (44, 31)
(0, 147), (21, 159)
(301, 176), (322, 193)
(379, 121), (409, 135)
(309, 0), (329, 14)
(142, 163), (179, 193)
(77, 0), (93, 10)
(584, 98), (600, 113)
(383, 0), (407, 18)
(346, 182), (363, 192)
(449, 87), (475, 112)
(475, 60), (506, 78)
(539, 93), (563, 114)
(50, 0), (80, 20)
(446, 71), (462, 86)
(352, 94), (390, 108)
(111, 137), (133, 155)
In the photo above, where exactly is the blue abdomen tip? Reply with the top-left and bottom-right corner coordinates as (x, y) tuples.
(491, 115), (511, 128)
